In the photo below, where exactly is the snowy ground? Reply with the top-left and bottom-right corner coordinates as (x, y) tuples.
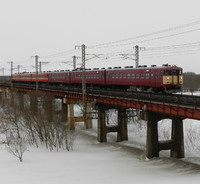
(1, 118), (200, 184)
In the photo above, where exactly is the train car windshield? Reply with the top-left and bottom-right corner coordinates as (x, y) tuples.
(163, 70), (172, 75)
(164, 70), (182, 75)
(172, 70), (182, 75)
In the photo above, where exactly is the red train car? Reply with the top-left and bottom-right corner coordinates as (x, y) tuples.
(48, 70), (70, 85)
(70, 68), (106, 86)
(105, 64), (183, 92)
(12, 73), (49, 83)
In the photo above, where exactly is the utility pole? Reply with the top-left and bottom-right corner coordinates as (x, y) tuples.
(39, 61), (49, 72)
(135, 45), (139, 68)
(81, 44), (86, 119)
(17, 65), (22, 74)
(134, 45), (145, 68)
(7, 61), (13, 86)
(31, 55), (39, 90)
(75, 44), (87, 119)
(39, 61), (42, 73)
(72, 56), (76, 69)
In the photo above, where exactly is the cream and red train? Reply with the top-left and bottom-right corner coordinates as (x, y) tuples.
(12, 64), (183, 93)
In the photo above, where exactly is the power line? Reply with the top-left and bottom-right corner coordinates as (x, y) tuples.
(90, 27), (200, 49)
(141, 48), (200, 59)
(144, 41), (200, 51)
(40, 49), (78, 59)
(88, 20), (200, 49)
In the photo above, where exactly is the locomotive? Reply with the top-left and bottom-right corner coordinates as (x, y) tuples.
(12, 64), (183, 93)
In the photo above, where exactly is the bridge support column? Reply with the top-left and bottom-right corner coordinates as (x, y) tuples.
(30, 95), (38, 116)
(1, 91), (7, 106)
(141, 111), (185, 159)
(85, 104), (93, 129)
(44, 97), (53, 122)
(62, 98), (93, 130)
(97, 105), (128, 143)
(61, 102), (68, 123)
(171, 117), (184, 158)
(68, 103), (75, 130)
(145, 112), (159, 158)
(97, 105), (107, 142)
(18, 92), (24, 111)
(117, 108), (128, 142)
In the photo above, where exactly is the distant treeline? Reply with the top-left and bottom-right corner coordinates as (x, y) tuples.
(183, 72), (200, 90)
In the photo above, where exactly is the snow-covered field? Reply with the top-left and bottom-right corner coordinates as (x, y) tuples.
(1, 118), (200, 184)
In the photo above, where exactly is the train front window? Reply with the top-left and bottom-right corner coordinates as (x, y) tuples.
(164, 70), (172, 75)
(172, 70), (180, 75)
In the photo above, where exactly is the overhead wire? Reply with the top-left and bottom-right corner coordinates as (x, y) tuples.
(89, 27), (200, 49)
(88, 20), (200, 49)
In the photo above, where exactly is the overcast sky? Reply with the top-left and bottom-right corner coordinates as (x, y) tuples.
(0, 0), (200, 74)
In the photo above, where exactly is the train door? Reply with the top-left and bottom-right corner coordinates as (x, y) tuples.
(150, 69), (156, 87)
(172, 69), (179, 85)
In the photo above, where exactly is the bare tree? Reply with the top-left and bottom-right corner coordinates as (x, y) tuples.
(0, 92), (28, 162)
(22, 91), (76, 151)
(0, 90), (76, 163)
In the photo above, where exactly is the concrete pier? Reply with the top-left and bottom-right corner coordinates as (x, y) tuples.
(141, 111), (184, 159)
(97, 104), (128, 143)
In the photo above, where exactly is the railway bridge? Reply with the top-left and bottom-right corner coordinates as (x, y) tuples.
(0, 83), (200, 159)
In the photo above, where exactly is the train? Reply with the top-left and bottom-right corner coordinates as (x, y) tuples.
(11, 64), (183, 93)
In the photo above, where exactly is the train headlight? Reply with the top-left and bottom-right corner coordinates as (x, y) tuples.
(167, 77), (170, 80)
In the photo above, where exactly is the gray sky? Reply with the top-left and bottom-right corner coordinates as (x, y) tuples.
(0, 0), (200, 74)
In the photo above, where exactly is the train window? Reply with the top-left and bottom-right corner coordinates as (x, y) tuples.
(155, 73), (158, 78)
(164, 70), (172, 75)
(112, 74), (115, 78)
(146, 73), (150, 79)
(119, 74), (122, 78)
(172, 70), (179, 75)
(116, 74), (118, 78)
(136, 74), (140, 78)
(127, 74), (130, 78)
(151, 73), (154, 78)
(123, 74), (126, 78)
(131, 74), (135, 78)
(141, 74), (144, 78)
(179, 70), (182, 75)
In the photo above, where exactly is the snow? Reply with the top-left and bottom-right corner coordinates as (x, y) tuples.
(1, 119), (200, 184)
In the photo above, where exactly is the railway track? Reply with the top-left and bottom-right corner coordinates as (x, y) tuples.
(0, 82), (200, 108)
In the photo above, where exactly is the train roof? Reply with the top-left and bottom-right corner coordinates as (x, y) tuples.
(13, 64), (182, 75)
